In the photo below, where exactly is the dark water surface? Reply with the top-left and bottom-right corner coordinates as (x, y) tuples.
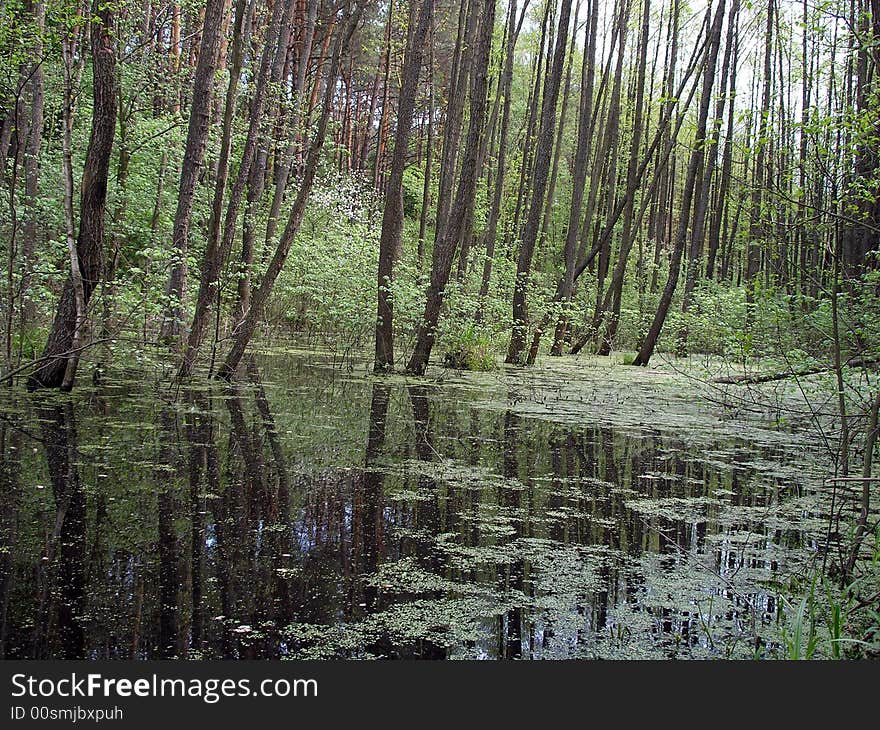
(0, 349), (828, 659)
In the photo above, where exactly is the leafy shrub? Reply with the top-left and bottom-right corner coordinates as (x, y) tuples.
(442, 323), (496, 371)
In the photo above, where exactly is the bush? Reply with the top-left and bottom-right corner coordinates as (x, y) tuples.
(442, 323), (496, 371)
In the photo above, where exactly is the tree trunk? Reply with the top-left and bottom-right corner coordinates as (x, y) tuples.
(216, 3), (365, 380)
(180, 0), (286, 377)
(475, 0), (528, 320)
(746, 0), (774, 305)
(406, 0), (497, 375)
(597, 0), (651, 356)
(417, 27), (435, 266)
(505, 0), (574, 364)
(28, 3), (117, 391)
(21, 0), (45, 338)
(632, 0), (726, 367)
(265, 0), (318, 248)
(374, 0), (436, 373)
(159, 0), (226, 344)
(549, 0), (598, 354)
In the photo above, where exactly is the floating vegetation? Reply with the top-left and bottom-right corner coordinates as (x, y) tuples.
(0, 347), (839, 659)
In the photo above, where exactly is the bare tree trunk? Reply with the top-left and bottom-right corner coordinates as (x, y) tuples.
(549, 0), (598, 354)
(746, 0), (774, 305)
(181, 0), (287, 377)
(28, 3), (117, 391)
(433, 0), (472, 247)
(632, 0), (725, 367)
(265, 0), (318, 248)
(406, 0), (497, 375)
(417, 27), (435, 267)
(511, 0), (554, 249)
(676, 0), (740, 353)
(373, 0), (395, 192)
(475, 0), (528, 320)
(159, 0), (226, 344)
(374, 0), (436, 372)
(706, 6), (740, 281)
(537, 6), (580, 258)
(505, 0), (574, 364)
(596, 0), (651, 356)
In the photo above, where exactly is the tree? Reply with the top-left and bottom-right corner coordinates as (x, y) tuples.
(406, 0), (497, 375)
(216, 2), (366, 381)
(158, 0), (227, 345)
(632, 0), (726, 367)
(27, 1), (117, 390)
(505, 0), (574, 365)
(374, 0), (435, 373)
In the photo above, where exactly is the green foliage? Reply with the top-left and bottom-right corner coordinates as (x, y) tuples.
(777, 527), (880, 659)
(781, 579), (820, 660)
(272, 173), (381, 347)
(401, 166), (423, 219)
(441, 322), (496, 371)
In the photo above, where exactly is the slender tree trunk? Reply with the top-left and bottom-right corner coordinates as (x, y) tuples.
(676, 0), (740, 353)
(632, 0), (725, 367)
(549, 0), (598, 354)
(181, 0), (287, 377)
(21, 0), (45, 339)
(706, 6), (740, 280)
(417, 28), (435, 266)
(216, 3), (365, 380)
(159, 0), (226, 344)
(433, 0), (472, 248)
(373, 0), (396, 192)
(537, 7), (580, 258)
(475, 0), (528, 320)
(506, 0), (574, 364)
(374, 0), (435, 372)
(406, 0), (497, 375)
(746, 0), (774, 305)
(596, 0), (651, 356)
(28, 4), (117, 391)
(265, 0), (318, 248)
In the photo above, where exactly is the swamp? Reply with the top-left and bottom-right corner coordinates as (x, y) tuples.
(0, 347), (867, 658)
(1, 0), (879, 661)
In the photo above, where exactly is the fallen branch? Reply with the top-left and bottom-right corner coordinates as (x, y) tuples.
(3, 338), (115, 387)
(713, 355), (880, 385)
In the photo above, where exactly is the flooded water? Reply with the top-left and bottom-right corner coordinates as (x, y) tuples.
(0, 348), (831, 659)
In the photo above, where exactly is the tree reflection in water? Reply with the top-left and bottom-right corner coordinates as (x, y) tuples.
(0, 352), (821, 659)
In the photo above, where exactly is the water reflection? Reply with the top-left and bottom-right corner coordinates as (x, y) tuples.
(0, 352), (822, 659)
(37, 403), (86, 659)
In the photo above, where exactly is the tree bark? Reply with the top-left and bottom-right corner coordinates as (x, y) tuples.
(505, 0), (574, 364)
(745, 0), (774, 305)
(406, 0), (497, 375)
(159, 0), (226, 344)
(28, 3), (117, 391)
(596, 0), (651, 356)
(180, 0), (287, 377)
(549, 0), (598, 354)
(374, 0), (436, 373)
(632, 0), (726, 367)
(475, 0), (529, 321)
